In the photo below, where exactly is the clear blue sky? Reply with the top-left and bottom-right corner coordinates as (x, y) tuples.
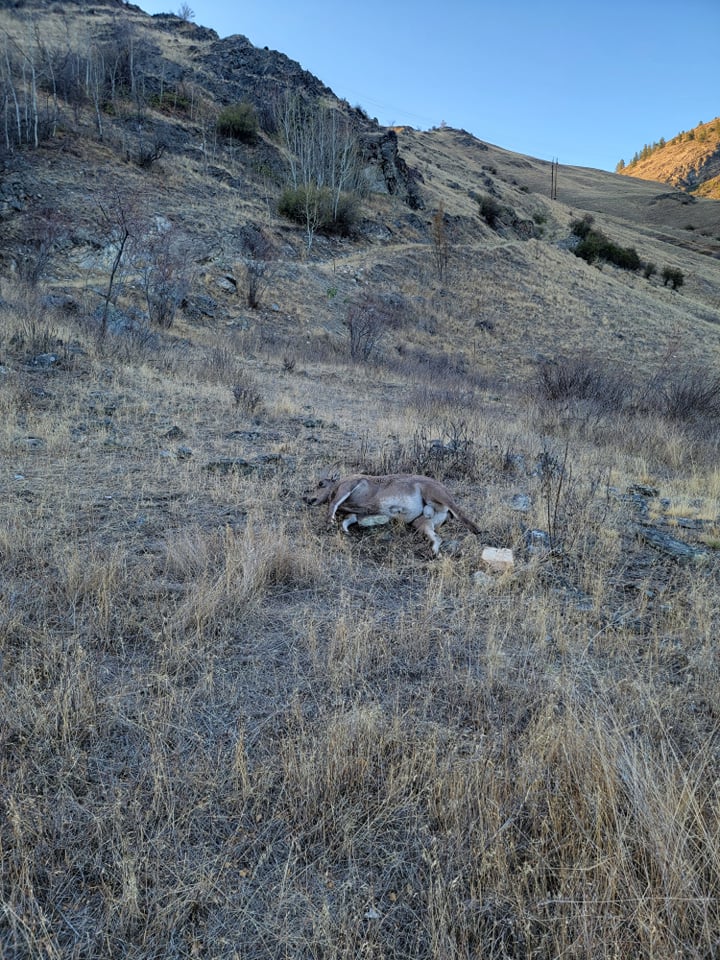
(137, 0), (719, 172)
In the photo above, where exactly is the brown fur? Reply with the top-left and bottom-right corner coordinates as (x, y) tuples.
(304, 473), (481, 555)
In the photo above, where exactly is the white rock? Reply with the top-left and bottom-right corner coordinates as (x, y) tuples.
(481, 547), (514, 573)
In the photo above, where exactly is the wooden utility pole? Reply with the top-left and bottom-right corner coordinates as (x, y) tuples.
(550, 157), (558, 200)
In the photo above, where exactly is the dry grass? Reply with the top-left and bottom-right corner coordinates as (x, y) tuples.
(1, 7), (720, 949)
(2, 287), (719, 959)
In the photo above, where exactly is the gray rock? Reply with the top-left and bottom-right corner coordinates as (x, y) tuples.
(636, 525), (708, 563)
(31, 353), (57, 367)
(203, 457), (253, 475)
(524, 529), (551, 556)
(628, 483), (659, 499)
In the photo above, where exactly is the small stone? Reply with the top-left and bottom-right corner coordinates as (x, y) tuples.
(31, 353), (57, 367)
(481, 547), (514, 573)
(524, 529), (551, 556)
(204, 457), (253, 475)
(472, 570), (494, 587)
(628, 483), (659, 499)
(441, 539), (461, 555)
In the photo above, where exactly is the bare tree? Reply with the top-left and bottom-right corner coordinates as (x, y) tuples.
(275, 91), (363, 248)
(2, 40), (23, 150)
(96, 188), (149, 338)
(343, 293), (402, 362)
(96, 195), (133, 338)
(1, 36), (39, 149)
(87, 43), (107, 138)
(136, 222), (193, 328)
(16, 207), (69, 286)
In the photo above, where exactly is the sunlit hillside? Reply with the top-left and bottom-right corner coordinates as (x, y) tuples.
(619, 116), (720, 198)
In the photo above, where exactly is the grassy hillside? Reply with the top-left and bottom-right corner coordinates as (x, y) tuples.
(619, 117), (720, 198)
(1, 3), (720, 957)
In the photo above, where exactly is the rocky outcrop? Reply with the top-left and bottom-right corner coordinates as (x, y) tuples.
(196, 33), (336, 111)
(361, 129), (424, 209)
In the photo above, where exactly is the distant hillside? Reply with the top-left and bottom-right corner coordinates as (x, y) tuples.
(618, 117), (720, 198)
(0, 0), (719, 380)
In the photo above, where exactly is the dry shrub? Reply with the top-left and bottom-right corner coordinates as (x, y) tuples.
(355, 418), (480, 481)
(189, 342), (264, 411)
(533, 355), (631, 411)
(653, 362), (720, 424)
(194, 342), (245, 384)
(535, 355), (720, 430)
(343, 292), (405, 362)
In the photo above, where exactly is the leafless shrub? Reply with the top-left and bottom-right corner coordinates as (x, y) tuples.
(355, 418), (479, 481)
(190, 339), (264, 411)
(343, 292), (403, 362)
(85, 313), (161, 365)
(136, 224), (194, 329)
(232, 381), (263, 414)
(653, 364), (720, 423)
(533, 356), (720, 464)
(15, 207), (69, 286)
(243, 260), (268, 310)
(534, 440), (612, 558)
(135, 138), (167, 169)
(236, 225), (274, 309)
(195, 343), (243, 384)
(534, 355), (630, 411)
